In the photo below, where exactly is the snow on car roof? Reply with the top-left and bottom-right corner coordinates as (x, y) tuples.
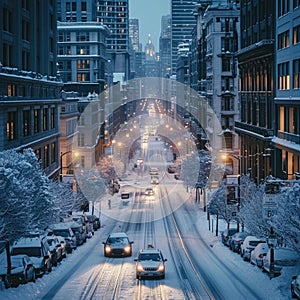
(108, 232), (128, 238)
(12, 236), (44, 248)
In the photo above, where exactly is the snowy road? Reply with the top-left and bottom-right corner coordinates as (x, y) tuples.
(1, 138), (297, 299)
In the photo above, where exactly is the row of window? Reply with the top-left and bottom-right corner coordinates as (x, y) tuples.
(278, 25), (300, 49)
(278, 59), (300, 89)
(278, 0), (300, 17)
(34, 142), (57, 170)
(6, 107), (56, 141)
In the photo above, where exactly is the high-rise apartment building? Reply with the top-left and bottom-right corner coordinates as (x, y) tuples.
(0, 0), (62, 178)
(129, 19), (140, 52)
(57, 0), (109, 96)
(97, 0), (130, 82)
(171, 0), (197, 76)
(235, 0), (275, 183)
(273, 0), (300, 180)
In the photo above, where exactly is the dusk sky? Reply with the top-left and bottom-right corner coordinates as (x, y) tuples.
(129, 0), (170, 51)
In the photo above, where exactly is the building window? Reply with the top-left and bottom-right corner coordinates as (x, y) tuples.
(81, 2), (87, 11)
(77, 73), (90, 82)
(34, 109), (40, 133)
(293, 59), (300, 89)
(293, 25), (300, 44)
(6, 111), (17, 141)
(22, 19), (30, 41)
(51, 142), (56, 164)
(77, 46), (90, 55)
(222, 57), (231, 72)
(23, 110), (30, 136)
(279, 106), (285, 131)
(7, 84), (16, 96)
(43, 108), (49, 131)
(3, 8), (12, 33)
(278, 0), (290, 17)
(76, 32), (89, 42)
(278, 30), (290, 49)
(78, 133), (85, 147)
(50, 107), (55, 129)
(35, 148), (41, 161)
(293, 0), (300, 9)
(278, 62), (290, 90)
(44, 145), (49, 168)
(77, 59), (90, 69)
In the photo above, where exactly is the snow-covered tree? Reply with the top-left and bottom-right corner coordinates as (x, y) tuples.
(0, 149), (55, 243)
(238, 183), (270, 238)
(273, 183), (300, 252)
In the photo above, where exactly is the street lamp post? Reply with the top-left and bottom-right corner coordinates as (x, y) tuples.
(60, 151), (79, 181)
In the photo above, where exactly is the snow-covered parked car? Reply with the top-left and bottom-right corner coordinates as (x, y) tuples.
(10, 236), (52, 277)
(229, 231), (250, 253)
(221, 228), (238, 246)
(262, 247), (300, 275)
(291, 274), (300, 299)
(48, 223), (77, 253)
(45, 236), (65, 266)
(240, 236), (265, 261)
(0, 253), (35, 287)
(250, 242), (269, 267)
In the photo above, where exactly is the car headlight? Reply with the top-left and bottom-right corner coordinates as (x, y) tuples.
(137, 264), (144, 272)
(157, 264), (165, 272)
(124, 245), (131, 253)
(105, 245), (112, 253)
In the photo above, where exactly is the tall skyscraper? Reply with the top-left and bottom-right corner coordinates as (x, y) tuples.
(159, 15), (172, 78)
(129, 19), (140, 52)
(171, 0), (197, 76)
(97, 0), (130, 82)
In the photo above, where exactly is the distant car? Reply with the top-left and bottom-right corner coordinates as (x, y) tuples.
(240, 236), (265, 261)
(0, 254), (35, 288)
(229, 231), (250, 253)
(262, 248), (300, 275)
(63, 221), (87, 246)
(150, 176), (159, 185)
(291, 274), (300, 299)
(103, 232), (134, 257)
(10, 236), (52, 277)
(167, 165), (176, 174)
(250, 242), (269, 267)
(135, 248), (167, 279)
(149, 167), (159, 175)
(145, 187), (154, 196)
(221, 228), (238, 246)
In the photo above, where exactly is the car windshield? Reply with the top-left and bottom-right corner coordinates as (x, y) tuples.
(139, 253), (161, 261)
(108, 237), (128, 244)
(249, 241), (262, 246)
(12, 247), (42, 257)
(53, 230), (70, 238)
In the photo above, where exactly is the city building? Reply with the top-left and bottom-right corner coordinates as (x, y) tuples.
(57, 0), (110, 96)
(273, 0), (300, 180)
(171, 0), (197, 76)
(0, 0), (63, 178)
(176, 41), (190, 85)
(144, 34), (159, 77)
(129, 19), (140, 79)
(97, 0), (131, 82)
(235, 0), (275, 183)
(159, 15), (172, 78)
(193, 1), (240, 174)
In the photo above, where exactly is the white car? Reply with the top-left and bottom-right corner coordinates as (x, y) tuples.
(135, 248), (167, 280)
(250, 242), (269, 267)
(240, 236), (265, 261)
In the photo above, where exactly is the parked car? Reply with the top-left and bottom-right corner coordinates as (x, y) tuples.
(103, 232), (134, 257)
(229, 231), (250, 253)
(240, 236), (265, 261)
(45, 236), (64, 266)
(262, 248), (300, 275)
(71, 212), (94, 238)
(250, 242), (269, 267)
(221, 228), (238, 246)
(86, 214), (101, 231)
(10, 236), (52, 277)
(135, 248), (167, 279)
(149, 167), (159, 175)
(55, 236), (67, 259)
(64, 221), (87, 246)
(48, 223), (77, 253)
(0, 253), (35, 288)
(291, 274), (300, 299)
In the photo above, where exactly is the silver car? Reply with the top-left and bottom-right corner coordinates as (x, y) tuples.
(135, 248), (167, 280)
(103, 232), (134, 257)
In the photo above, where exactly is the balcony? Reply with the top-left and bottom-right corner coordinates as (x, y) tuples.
(277, 131), (300, 144)
(235, 121), (274, 138)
